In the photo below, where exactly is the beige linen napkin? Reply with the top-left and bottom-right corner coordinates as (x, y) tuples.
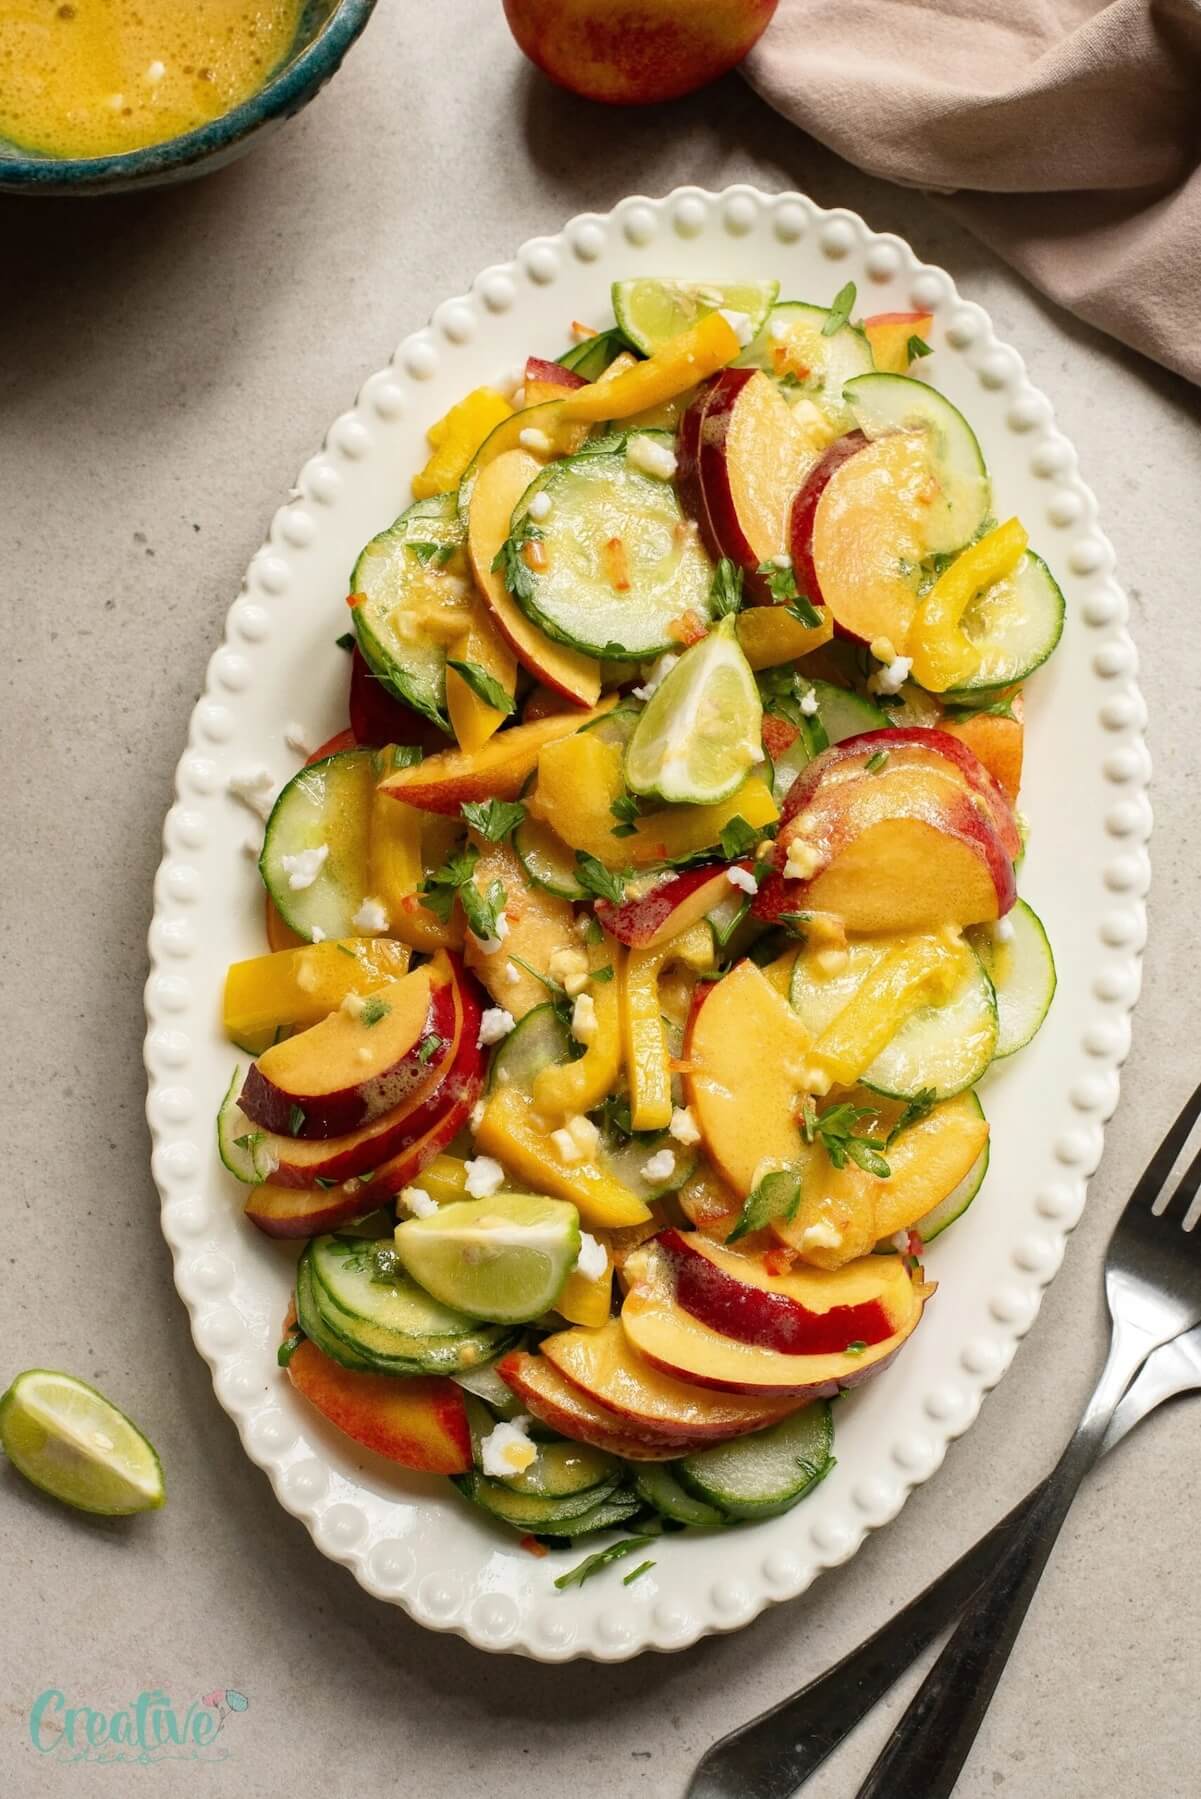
(744, 0), (1201, 383)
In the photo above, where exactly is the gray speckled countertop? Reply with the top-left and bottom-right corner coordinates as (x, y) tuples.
(2, 4), (1200, 1794)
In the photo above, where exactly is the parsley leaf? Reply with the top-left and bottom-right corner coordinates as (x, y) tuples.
(622, 1560), (656, 1585)
(802, 1098), (891, 1178)
(462, 797), (526, 841)
(844, 1340), (867, 1357)
(460, 877), (507, 944)
(907, 335), (933, 360)
(507, 953), (566, 997)
(887, 1087), (938, 1144)
(719, 815), (760, 860)
(755, 557), (821, 628)
(574, 852), (630, 905)
(359, 996), (390, 1028)
(335, 631), (356, 652)
(491, 515), (545, 604)
(288, 1103), (306, 1137)
(822, 281), (857, 336)
(554, 1534), (659, 1591)
(941, 694), (1017, 723)
(408, 539), (456, 568)
(864, 750), (889, 775)
(709, 557), (745, 619)
(314, 1176), (339, 1190)
(419, 842), (480, 923)
(277, 1326), (305, 1368)
(416, 1034), (445, 1067)
(590, 964), (614, 983)
(610, 791), (643, 838)
(727, 1166), (802, 1243)
(447, 660), (516, 717)
(386, 743), (424, 770)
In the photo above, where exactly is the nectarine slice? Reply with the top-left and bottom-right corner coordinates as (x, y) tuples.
(696, 368), (823, 595)
(286, 1338), (471, 1474)
(223, 936), (411, 1055)
(377, 699), (615, 815)
(497, 1350), (723, 1461)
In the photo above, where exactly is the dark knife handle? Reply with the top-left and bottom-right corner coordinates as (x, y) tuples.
(685, 1484), (1041, 1799)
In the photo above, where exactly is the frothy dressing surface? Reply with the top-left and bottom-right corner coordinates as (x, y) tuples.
(0, 0), (307, 159)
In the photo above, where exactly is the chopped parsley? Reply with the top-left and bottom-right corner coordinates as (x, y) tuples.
(844, 1340), (867, 1357)
(719, 814), (760, 860)
(408, 539), (456, 568)
(709, 557), (745, 619)
(574, 852), (630, 905)
(864, 750), (889, 775)
(359, 996), (390, 1028)
(907, 335), (933, 360)
(802, 1098), (891, 1178)
(417, 1032), (447, 1067)
(755, 557), (821, 628)
(491, 515), (545, 604)
(276, 1326), (305, 1368)
(447, 660), (516, 717)
(507, 953), (566, 997)
(314, 1176), (339, 1190)
(622, 1560), (656, 1586)
(727, 1165), (802, 1244)
(590, 964), (615, 984)
(887, 1087), (938, 1144)
(822, 281), (857, 336)
(336, 942), (359, 959)
(462, 796), (526, 841)
(460, 876), (507, 944)
(419, 843), (481, 924)
(288, 1104), (306, 1136)
(554, 1533), (659, 1591)
(387, 743), (424, 770)
(610, 791), (643, 839)
(335, 631), (356, 653)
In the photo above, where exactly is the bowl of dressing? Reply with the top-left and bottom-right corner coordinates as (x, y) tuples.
(0, 0), (378, 193)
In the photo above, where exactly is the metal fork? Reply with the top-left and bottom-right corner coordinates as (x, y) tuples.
(686, 1322), (1201, 1799)
(852, 1077), (1201, 1798)
(687, 1077), (1201, 1799)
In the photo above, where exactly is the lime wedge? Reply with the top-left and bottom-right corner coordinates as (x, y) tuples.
(625, 615), (763, 805)
(0, 1370), (165, 1515)
(394, 1193), (581, 1324)
(613, 278), (779, 356)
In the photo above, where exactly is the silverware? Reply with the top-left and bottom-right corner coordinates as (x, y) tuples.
(851, 1078), (1201, 1798)
(686, 1321), (1201, 1799)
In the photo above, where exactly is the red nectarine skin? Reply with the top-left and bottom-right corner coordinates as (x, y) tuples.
(657, 1228), (898, 1355)
(498, 1350), (721, 1459)
(502, 0), (781, 107)
(287, 1339), (471, 1475)
(348, 647), (447, 751)
(594, 862), (730, 948)
(790, 430), (868, 615)
(676, 382), (719, 556)
(524, 356), (586, 391)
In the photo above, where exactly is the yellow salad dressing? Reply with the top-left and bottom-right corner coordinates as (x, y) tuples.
(0, 0), (307, 159)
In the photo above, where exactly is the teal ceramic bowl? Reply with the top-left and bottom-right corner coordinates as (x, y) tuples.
(0, 0), (377, 195)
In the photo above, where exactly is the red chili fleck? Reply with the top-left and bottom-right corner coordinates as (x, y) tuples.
(762, 715), (800, 758)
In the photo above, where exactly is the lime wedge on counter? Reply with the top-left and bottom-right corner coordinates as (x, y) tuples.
(394, 1193), (581, 1324)
(625, 615), (763, 805)
(612, 277), (779, 356)
(0, 1370), (165, 1515)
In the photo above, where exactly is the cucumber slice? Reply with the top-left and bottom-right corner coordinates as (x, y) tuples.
(216, 1063), (273, 1184)
(844, 372), (991, 553)
(452, 1361), (528, 1420)
(487, 1001), (575, 1094)
(947, 551), (1066, 692)
(789, 939), (997, 1101)
(259, 748), (375, 942)
(602, 1129), (696, 1202)
(309, 1235), (476, 1338)
(513, 808), (589, 900)
(557, 327), (636, 382)
(767, 679), (888, 803)
(350, 493), (464, 731)
(541, 1487), (643, 1537)
(503, 1439), (621, 1501)
(294, 1257), (378, 1372)
(969, 899), (1057, 1057)
(677, 1403), (834, 1520)
(613, 278), (779, 356)
(912, 1128), (989, 1243)
(511, 435), (715, 659)
(451, 1468), (623, 1530)
(300, 1249), (515, 1377)
(738, 301), (874, 422)
(633, 1462), (724, 1528)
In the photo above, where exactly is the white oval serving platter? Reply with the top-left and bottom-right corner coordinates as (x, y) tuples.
(145, 185), (1150, 1661)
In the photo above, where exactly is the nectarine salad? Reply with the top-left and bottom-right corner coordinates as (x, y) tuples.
(219, 277), (1059, 1569)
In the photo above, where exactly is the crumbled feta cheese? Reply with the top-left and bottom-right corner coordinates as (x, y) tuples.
(145, 60), (166, 82)
(282, 844), (329, 891)
(867, 655), (912, 697)
(794, 810), (819, 836)
(632, 651), (678, 703)
(800, 1066), (832, 1097)
(503, 960), (521, 985)
(464, 1156), (505, 1199)
(717, 307), (754, 347)
(726, 865), (759, 896)
(552, 1114), (600, 1164)
(548, 946), (591, 997)
(470, 1098), (487, 1132)
(284, 722), (313, 757)
(527, 490), (553, 522)
(518, 427), (554, 456)
(341, 990), (366, 1019)
(994, 915), (1016, 943)
(352, 896), (388, 932)
(571, 992), (598, 1045)
(784, 838), (822, 882)
(400, 1187), (438, 1216)
(668, 1106), (701, 1147)
(891, 1230), (910, 1253)
(309, 925), (326, 943)
(480, 1416), (538, 1478)
(227, 766), (277, 822)
(640, 1147), (676, 1184)
(627, 434), (678, 481)
(574, 1232), (608, 1282)
(800, 1218), (843, 1250)
(773, 552), (792, 570)
(356, 1046), (373, 1065)
(477, 1007), (516, 1048)
(769, 315), (788, 342)
(799, 688), (819, 717)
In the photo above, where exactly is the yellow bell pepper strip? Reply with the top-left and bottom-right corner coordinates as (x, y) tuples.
(474, 1086), (651, 1229)
(736, 605), (833, 672)
(412, 1154), (471, 1206)
(222, 938), (411, 1054)
(411, 387), (514, 500)
(369, 784), (424, 920)
(559, 312), (742, 424)
(804, 932), (971, 1092)
(532, 936), (626, 1121)
(556, 1254), (614, 1327)
(909, 517), (1029, 692)
(528, 730), (777, 868)
(445, 601), (519, 754)
(621, 921), (715, 1132)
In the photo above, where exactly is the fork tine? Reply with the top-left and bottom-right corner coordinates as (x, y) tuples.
(1130, 1076), (1201, 1213)
(1161, 1138), (1201, 1225)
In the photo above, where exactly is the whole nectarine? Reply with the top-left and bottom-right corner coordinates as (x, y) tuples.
(502, 0), (780, 105)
